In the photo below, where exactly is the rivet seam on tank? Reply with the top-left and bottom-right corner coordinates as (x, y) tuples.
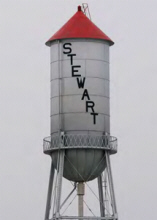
(63, 42), (98, 124)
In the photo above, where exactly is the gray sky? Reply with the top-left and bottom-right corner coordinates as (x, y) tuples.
(1, 0), (157, 219)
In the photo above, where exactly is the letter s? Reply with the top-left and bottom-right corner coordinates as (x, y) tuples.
(63, 43), (72, 54)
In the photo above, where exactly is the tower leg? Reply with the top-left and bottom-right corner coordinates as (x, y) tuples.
(104, 168), (109, 217)
(97, 175), (105, 217)
(105, 151), (118, 219)
(55, 150), (65, 218)
(45, 160), (55, 220)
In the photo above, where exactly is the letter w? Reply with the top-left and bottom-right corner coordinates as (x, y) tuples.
(76, 77), (86, 89)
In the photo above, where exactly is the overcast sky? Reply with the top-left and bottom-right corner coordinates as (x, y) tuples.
(1, 0), (157, 220)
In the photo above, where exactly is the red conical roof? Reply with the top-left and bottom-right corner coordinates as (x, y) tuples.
(46, 6), (114, 46)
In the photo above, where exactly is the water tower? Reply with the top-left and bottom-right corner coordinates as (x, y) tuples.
(43, 5), (118, 220)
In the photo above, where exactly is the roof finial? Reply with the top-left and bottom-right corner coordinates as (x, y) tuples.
(78, 5), (82, 11)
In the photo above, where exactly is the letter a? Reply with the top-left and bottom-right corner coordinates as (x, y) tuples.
(81, 89), (90, 100)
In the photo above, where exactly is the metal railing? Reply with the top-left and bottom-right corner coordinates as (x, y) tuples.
(50, 217), (117, 220)
(43, 134), (117, 154)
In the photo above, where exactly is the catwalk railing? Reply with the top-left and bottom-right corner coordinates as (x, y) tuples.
(43, 134), (117, 154)
(49, 217), (117, 220)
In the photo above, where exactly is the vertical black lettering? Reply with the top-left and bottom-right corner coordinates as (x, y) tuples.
(67, 54), (76, 65)
(63, 43), (72, 54)
(90, 112), (98, 124)
(76, 77), (86, 89)
(72, 65), (81, 77)
(81, 89), (90, 100)
(86, 101), (95, 112)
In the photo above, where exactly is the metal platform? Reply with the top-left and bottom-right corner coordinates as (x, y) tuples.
(43, 134), (117, 154)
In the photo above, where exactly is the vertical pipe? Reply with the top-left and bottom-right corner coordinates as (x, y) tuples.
(78, 195), (84, 217)
(58, 40), (63, 134)
(58, 40), (61, 133)
(45, 160), (55, 220)
(97, 175), (105, 217)
(77, 182), (85, 217)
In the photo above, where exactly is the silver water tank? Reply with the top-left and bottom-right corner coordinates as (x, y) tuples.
(45, 6), (115, 182)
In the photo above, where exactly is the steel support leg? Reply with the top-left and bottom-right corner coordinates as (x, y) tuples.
(105, 151), (118, 219)
(98, 174), (105, 217)
(55, 150), (65, 218)
(104, 169), (109, 217)
(45, 160), (55, 220)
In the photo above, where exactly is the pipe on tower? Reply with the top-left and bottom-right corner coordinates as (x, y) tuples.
(77, 182), (85, 217)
